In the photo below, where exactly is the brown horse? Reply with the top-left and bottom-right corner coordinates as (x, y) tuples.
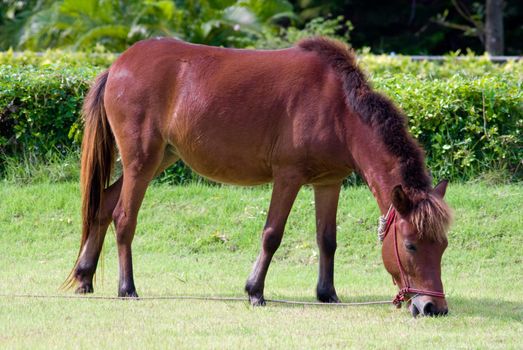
(65, 37), (452, 317)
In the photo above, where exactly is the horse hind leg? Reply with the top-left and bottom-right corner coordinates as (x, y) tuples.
(111, 140), (176, 297)
(245, 173), (302, 305)
(313, 183), (341, 303)
(74, 145), (178, 295)
(73, 177), (123, 293)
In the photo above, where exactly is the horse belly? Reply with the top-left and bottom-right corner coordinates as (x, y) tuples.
(183, 152), (273, 185)
(170, 116), (275, 185)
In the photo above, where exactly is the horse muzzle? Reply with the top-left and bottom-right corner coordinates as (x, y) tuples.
(409, 295), (448, 317)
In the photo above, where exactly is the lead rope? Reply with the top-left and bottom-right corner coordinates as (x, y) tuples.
(0, 293), (392, 306)
(392, 214), (411, 308)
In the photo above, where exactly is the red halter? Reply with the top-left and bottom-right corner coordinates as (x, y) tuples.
(381, 208), (445, 308)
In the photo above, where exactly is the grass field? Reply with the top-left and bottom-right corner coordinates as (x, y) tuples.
(0, 182), (522, 349)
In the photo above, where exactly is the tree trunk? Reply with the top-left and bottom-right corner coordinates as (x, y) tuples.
(485, 0), (504, 55)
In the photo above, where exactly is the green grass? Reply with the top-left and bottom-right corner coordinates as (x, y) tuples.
(0, 151), (81, 184)
(0, 182), (522, 349)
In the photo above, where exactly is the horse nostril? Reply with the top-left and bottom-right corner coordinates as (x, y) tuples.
(410, 303), (420, 318)
(422, 301), (436, 316)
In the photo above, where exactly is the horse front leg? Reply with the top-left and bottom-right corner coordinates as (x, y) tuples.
(313, 183), (341, 303)
(245, 174), (302, 306)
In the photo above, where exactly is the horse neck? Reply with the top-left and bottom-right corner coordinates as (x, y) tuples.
(345, 118), (405, 215)
(359, 157), (401, 215)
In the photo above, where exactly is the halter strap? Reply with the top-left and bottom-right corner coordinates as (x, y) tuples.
(380, 207), (445, 307)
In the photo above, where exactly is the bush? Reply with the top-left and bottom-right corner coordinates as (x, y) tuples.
(0, 64), (97, 157)
(0, 49), (116, 68)
(360, 51), (523, 79)
(374, 72), (522, 181)
(1, 51), (521, 183)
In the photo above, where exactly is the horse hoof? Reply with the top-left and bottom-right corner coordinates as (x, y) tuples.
(318, 295), (340, 303)
(75, 284), (94, 294)
(317, 289), (340, 303)
(249, 295), (266, 306)
(118, 290), (139, 298)
(327, 295), (340, 303)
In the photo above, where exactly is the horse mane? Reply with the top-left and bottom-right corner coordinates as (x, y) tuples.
(410, 192), (453, 242)
(298, 37), (452, 241)
(297, 37), (431, 191)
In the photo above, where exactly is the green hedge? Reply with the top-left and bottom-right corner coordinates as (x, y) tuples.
(374, 73), (522, 180)
(0, 49), (116, 68)
(0, 64), (96, 155)
(360, 52), (523, 79)
(1, 52), (521, 182)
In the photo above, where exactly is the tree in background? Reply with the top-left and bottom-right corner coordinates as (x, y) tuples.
(485, 0), (504, 54)
(433, 0), (506, 55)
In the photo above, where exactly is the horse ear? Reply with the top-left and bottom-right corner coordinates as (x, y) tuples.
(433, 179), (449, 198)
(391, 185), (412, 216)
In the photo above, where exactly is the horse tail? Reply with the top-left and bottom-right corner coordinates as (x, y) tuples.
(63, 70), (114, 289)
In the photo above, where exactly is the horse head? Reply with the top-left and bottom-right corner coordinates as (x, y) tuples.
(381, 180), (452, 317)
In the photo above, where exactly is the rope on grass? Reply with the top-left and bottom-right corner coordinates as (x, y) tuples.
(0, 293), (392, 306)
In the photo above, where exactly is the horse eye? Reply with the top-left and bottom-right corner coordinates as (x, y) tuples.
(405, 242), (417, 252)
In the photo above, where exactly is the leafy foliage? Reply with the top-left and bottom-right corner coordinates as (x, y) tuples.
(1, 51), (521, 182)
(231, 15), (351, 49)
(14, 0), (183, 51)
(360, 50), (523, 78)
(374, 70), (522, 181)
(1, 0), (299, 50)
(0, 48), (116, 67)
(357, 53), (522, 181)
(0, 64), (95, 156)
